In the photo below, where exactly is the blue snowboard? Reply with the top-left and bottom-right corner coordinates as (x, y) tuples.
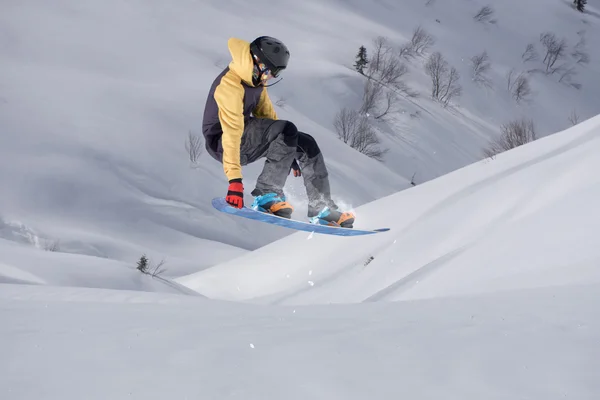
(212, 197), (389, 237)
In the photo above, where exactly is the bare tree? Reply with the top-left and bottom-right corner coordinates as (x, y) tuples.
(506, 68), (515, 90)
(474, 6), (495, 23)
(368, 36), (391, 75)
(425, 52), (462, 107)
(362, 78), (404, 119)
(185, 131), (203, 167)
(398, 42), (414, 60)
(410, 26), (435, 56)
(367, 36), (408, 86)
(352, 127), (388, 161)
(426, 52), (445, 100)
(398, 26), (435, 59)
(151, 259), (167, 277)
(512, 74), (532, 103)
(470, 50), (492, 87)
(539, 32), (568, 74)
(441, 67), (462, 107)
(506, 68), (532, 103)
(333, 108), (388, 161)
(522, 43), (539, 63)
(568, 109), (580, 126)
(484, 118), (537, 157)
(334, 108), (366, 144)
(362, 35), (415, 115)
(378, 57), (409, 88)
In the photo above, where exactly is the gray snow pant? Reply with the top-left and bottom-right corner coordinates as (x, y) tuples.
(240, 117), (337, 217)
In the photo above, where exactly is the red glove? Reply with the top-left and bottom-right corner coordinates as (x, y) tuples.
(226, 179), (244, 208)
(290, 159), (301, 177)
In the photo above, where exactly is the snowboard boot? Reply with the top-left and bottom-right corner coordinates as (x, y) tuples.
(251, 193), (294, 219)
(309, 206), (355, 228)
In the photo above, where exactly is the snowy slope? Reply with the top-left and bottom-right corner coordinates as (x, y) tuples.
(3, 92), (600, 400)
(2, 281), (599, 400)
(1, 0), (599, 271)
(178, 115), (600, 304)
(0, 238), (198, 295)
(2, 117), (599, 399)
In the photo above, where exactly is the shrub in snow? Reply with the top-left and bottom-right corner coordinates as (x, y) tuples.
(473, 6), (496, 24)
(484, 117), (537, 158)
(568, 109), (580, 126)
(185, 131), (203, 168)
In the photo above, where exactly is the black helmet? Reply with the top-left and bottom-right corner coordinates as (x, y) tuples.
(250, 36), (290, 78)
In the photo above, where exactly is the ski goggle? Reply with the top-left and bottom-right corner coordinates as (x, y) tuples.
(253, 55), (285, 82)
(269, 65), (285, 78)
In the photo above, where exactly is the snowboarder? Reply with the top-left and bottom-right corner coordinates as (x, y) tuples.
(202, 36), (355, 228)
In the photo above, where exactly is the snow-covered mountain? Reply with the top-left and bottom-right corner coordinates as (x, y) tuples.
(1, 0), (600, 398)
(1, 0), (599, 266)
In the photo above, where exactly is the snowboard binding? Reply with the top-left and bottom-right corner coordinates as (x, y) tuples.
(309, 206), (355, 228)
(251, 193), (294, 219)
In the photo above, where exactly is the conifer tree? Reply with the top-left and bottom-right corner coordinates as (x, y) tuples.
(574, 0), (587, 12)
(354, 46), (368, 74)
(137, 254), (149, 273)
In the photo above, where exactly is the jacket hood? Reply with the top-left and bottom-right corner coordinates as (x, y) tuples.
(227, 38), (255, 86)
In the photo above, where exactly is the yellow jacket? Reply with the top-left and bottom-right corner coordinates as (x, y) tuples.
(210, 38), (278, 181)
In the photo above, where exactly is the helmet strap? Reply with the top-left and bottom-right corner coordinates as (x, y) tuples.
(263, 77), (283, 87)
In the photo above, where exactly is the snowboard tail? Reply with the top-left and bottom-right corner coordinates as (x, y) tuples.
(212, 197), (389, 237)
